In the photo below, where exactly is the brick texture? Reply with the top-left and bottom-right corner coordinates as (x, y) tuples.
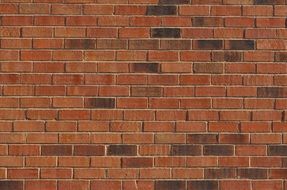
(0, 0), (286, 189)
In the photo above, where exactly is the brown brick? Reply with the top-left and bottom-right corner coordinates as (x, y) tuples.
(85, 98), (115, 108)
(151, 28), (181, 38)
(146, 6), (177, 15)
(131, 87), (162, 97)
(219, 134), (250, 144)
(212, 52), (242, 62)
(41, 145), (72, 156)
(226, 40), (255, 50)
(237, 169), (267, 179)
(155, 181), (186, 190)
(193, 63), (224, 74)
(160, 40), (191, 50)
(97, 39), (127, 49)
(203, 145), (234, 156)
(205, 168), (236, 179)
(122, 157), (153, 168)
(254, 0), (285, 4)
(129, 40), (159, 50)
(159, 0), (190, 4)
(275, 52), (287, 62)
(257, 87), (287, 98)
(74, 145), (105, 156)
(130, 63), (160, 73)
(171, 145), (202, 156)
(187, 134), (218, 144)
(268, 145), (287, 156)
(187, 181), (218, 190)
(0, 181), (23, 190)
(194, 40), (223, 50)
(107, 145), (137, 156)
(193, 17), (224, 27)
(65, 39), (96, 49)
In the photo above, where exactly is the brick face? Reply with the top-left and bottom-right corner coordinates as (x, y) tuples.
(0, 0), (286, 188)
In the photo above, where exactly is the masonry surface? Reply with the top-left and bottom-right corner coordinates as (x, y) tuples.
(0, 0), (287, 190)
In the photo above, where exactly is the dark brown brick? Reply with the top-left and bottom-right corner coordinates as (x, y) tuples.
(283, 158), (287, 167)
(159, 0), (190, 4)
(187, 181), (218, 190)
(160, 40), (191, 50)
(85, 98), (115, 108)
(97, 39), (127, 49)
(41, 145), (72, 156)
(205, 168), (236, 179)
(194, 40), (223, 50)
(131, 63), (160, 73)
(131, 87), (162, 97)
(268, 145), (287, 156)
(226, 40), (255, 50)
(146, 6), (177, 15)
(171, 145), (202, 156)
(203, 145), (234, 156)
(237, 169), (267, 179)
(193, 63), (224, 74)
(129, 40), (159, 50)
(254, 0), (285, 4)
(219, 134), (250, 144)
(193, 17), (223, 27)
(275, 52), (287, 62)
(0, 181), (23, 190)
(151, 28), (181, 38)
(187, 134), (218, 144)
(74, 145), (105, 156)
(155, 181), (186, 190)
(122, 157), (153, 168)
(257, 87), (287, 98)
(65, 39), (95, 49)
(107, 145), (137, 156)
(212, 52), (242, 62)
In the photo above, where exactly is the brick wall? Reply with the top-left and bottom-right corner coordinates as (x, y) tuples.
(0, 0), (287, 190)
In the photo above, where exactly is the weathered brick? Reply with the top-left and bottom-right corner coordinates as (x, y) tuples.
(151, 28), (181, 38)
(257, 87), (287, 98)
(85, 98), (115, 108)
(187, 181), (218, 190)
(254, 0), (285, 4)
(212, 52), (242, 62)
(193, 63), (224, 74)
(203, 145), (234, 156)
(131, 87), (162, 97)
(155, 181), (186, 190)
(159, 0), (190, 4)
(171, 145), (202, 156)
(41, 145), (72, 156)
(130, 63), (160, 73)
(122, 157), (153, 168)
(0, 181), (23, 190)
(205, 168), (236, 179)
(160, 40), (191, 50)
(187, 134), (218, 144)
(107, 145), (137, 156)
(268, 145), (287, 156)
(65, 39), (95, 49)
(275, 52), (287, 62)
(194, 40), (223, 50)
(74, 145), (105, 156)
(146, 6), (177, 15)
(193, 17), (224, 27)
(226, 40), (255, 50)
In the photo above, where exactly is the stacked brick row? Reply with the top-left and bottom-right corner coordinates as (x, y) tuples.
(0, 0), (286, 189)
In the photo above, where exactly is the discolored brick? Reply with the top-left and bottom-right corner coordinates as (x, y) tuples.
(130, 63), (160, 73)
(160, 40), (191, 50)
(226, 40), (255, 50)
(122, 157), (153, 168)
(171, 145), (202, 156)
(155, 181), (186, 190)
(159, 0), (190, 4)
(65, 39), (95, 49)
(203, 145), (234, 156)
(205, 168), (236, 179)
(146, 6), (177, 15)
(268, 145), (287, 156)
(254, 0), (285, 4)
(187, 180), (218, 190)
(0, 181), (23, 190)
(41, 145), (72, 156)
(237, 168), (267, 179)
(187, 134), (218, 144)
(131, 87), (162, 97)
(193, 63), (224, 74)
(107, 145), (137, 156)
(212, 52), (242, 62)
(193, 17), (224, 27)
(151, 28), (181, 38)
(129, 40), (159, 50)
(257, 87), (287, 98)
(74, 145), (105, 156)
(194, 40), (223, 50)
(275, 52), (287, 62)
(85, 98), (115, 108)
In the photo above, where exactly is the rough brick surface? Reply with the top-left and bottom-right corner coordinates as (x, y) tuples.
(0, 0), (286, 189)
